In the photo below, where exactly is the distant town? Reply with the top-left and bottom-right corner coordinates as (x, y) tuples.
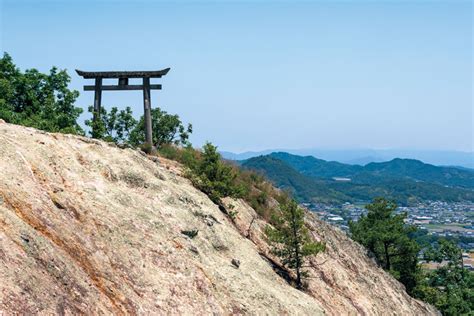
(308, 201), (474, 252)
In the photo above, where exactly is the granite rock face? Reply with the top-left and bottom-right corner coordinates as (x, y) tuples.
(0, 122), (438, 315)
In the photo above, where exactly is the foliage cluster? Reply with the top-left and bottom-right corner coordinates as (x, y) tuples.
(265, 198), (325, 289)
(85, 106), (192, 148)
(158, 143), (287, 221)
(185, 142), (245, 203)
(411, 229), (474, 251)
(85, 106), (137, 143)
(350, 198), (474, 315)
(415, 239), (474, 316)
(349, 198), (420, 294)
(0, 53), (83, 134)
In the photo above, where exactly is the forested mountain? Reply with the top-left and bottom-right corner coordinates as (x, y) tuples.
(240, 155), (351, 203)
(222, 149), (474, 169)
(268, 152), (474, 188)
(363, 158), (474, 188)
(242, 153), (474, 205)
(268, 152), (362, 178)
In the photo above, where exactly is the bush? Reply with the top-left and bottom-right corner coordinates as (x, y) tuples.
(85, 106), (137, 143)
(187, 142), (245, 203)
(414, 239), (474, 315)
(129, 108), (192, 148)
(158, 143), (287, 221)
(158, 144), (200, 169)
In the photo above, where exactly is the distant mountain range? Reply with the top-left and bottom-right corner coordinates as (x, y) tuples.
(241, 152), (474, 206)
(221, 148), (474, 169)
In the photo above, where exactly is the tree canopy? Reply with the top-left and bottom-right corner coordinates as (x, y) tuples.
(0, 53), (83, 134)
(349, 198), (420, 294)
(1, 53), (192, 150)
(129, 108), (192, 148)
(415, 239), (474, 316)
(85, 106), (137, 143)
(85, 106), (192, 148)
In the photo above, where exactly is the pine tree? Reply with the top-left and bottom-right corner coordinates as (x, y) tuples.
(349, 198), (420, 294)
(188, 142), (244, 203)
(265, 198), (325, 289)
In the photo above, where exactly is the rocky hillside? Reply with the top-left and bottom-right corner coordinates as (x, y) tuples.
(0, 121), (438, 315)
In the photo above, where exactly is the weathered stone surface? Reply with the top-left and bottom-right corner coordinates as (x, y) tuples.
(0, 121), (438, 315)
(226, 197), (439, 315)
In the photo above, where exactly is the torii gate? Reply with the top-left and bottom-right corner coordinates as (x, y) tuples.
(76, 68), (170, 148)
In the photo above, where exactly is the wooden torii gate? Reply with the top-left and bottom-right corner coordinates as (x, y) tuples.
(76, 68), (170, 148)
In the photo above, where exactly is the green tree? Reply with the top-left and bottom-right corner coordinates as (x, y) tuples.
(349, 198), (420, 294)
(265, 198), (325, 289)
(188, 142), (244, 203)
(0, 52), (83, 134)
(415, 239), (474, 315)
(85, 106), (137, 143)
(129, 107), (192, 148)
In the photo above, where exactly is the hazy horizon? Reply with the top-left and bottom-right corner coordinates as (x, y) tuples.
(221, 147), (474, 155)
(219, 147), (474, 168)
(2, 0), (472, 152)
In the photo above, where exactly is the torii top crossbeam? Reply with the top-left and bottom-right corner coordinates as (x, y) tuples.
(76, 68), (170, 149)
(76, 69), (170, 79)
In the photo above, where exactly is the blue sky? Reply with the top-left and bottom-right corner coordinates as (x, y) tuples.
(1, 0), (472, 152)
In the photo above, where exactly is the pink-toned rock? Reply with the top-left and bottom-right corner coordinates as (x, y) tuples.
(0, 122), (438, 315)
(226, 197), (438, 315)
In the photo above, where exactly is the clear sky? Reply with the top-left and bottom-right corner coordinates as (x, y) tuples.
(1, 0), (472, 152)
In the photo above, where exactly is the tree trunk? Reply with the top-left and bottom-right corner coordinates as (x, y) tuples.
(383, 242), (391, 271)
(292, 211), (302, 289)
(295, 264), (302, 289)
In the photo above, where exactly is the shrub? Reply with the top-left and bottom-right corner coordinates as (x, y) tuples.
(157, 142), (288, 222)
(414, 239), (474, 315)
(158, 144), (200, 169)
(187, 142), (245, 203)
(85, 106), (137, 143)
(129, 108), (192, 148)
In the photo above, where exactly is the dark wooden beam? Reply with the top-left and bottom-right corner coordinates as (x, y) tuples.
(93, 78), (102, 112)
(76, 69), (170, 79)
(84, 84), (162, 91)
(118, 78), (129, 86)
(92, 78), (102, 136)
(143, 77), (153, 148)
